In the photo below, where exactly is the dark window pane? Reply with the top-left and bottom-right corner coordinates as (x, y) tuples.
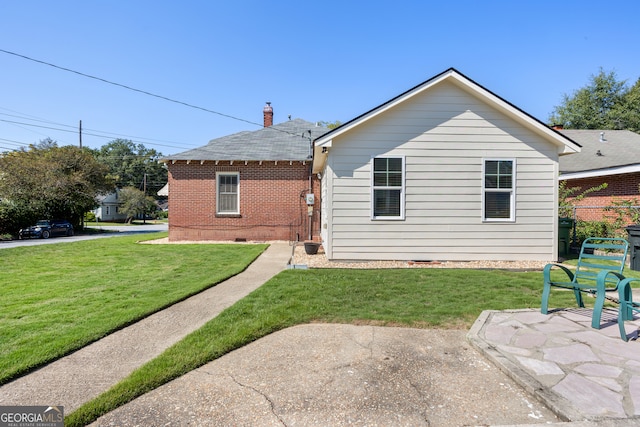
(499, 161), (512, 174)
(498, 175), (512, 189)
(373, 158), (387, 172)
(387, 172), (403, 186)
(485, 192), (511, 218)
(485, 176), (498, 188)
(373, 173), (387, 186)
(485, 161), (498, 175)
(374, 189), (401, 216)
(387, 157), (402, 171)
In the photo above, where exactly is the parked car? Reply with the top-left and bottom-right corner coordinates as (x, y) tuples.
(19, 220), (74, 239)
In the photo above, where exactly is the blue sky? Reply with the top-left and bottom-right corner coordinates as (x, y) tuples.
(1, 0), (639, 155)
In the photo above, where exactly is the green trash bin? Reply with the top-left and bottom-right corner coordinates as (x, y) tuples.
(626, 225), (640, 271)
(558, 217), (574, 257)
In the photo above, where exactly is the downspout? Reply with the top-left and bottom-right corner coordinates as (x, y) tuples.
(307, 130), (313, 241)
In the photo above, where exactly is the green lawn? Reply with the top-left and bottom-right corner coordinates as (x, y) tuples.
(67, 266), (587, 426)
(0, 233), (267, 384)
(4, 237), (635, 426)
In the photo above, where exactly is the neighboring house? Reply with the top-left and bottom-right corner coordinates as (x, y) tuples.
(94, 190), (128, 222)
(558, 129), (640, 221)
(161, 104), (328, 241)
(312, 68), (580, 262)
(157, 183), (169, 197)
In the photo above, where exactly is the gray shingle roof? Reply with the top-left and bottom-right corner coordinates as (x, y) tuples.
(559, 130), (640, 173)
(163, 119), (329, 162)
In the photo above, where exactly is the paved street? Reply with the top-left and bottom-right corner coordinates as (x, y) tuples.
(0, 223), (167, 249)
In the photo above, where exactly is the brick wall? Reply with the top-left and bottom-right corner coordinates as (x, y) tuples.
(167, 161), (320, 241)
(563, 172), (640, 222)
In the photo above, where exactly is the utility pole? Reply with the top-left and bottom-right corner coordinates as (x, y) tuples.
(143, 173), (147, 224)
(79, 120), (82, 148)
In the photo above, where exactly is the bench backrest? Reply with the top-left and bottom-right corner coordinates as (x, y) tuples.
(574, 237), (629, 287)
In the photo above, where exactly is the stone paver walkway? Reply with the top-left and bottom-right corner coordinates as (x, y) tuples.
(469, 308), (640, 422)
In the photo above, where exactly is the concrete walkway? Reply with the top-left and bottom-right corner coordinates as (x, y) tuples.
(0, 241), (293, 413)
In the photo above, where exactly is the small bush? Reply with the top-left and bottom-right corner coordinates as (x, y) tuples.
(574, 220), (617, 245)
(84, 211), (97, 222)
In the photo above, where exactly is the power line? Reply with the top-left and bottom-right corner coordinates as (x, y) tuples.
(0, 49), (265, 127)
(0, 117), (195, 151)
(0, 48), (303, 139)
(0, 109), (199, 150)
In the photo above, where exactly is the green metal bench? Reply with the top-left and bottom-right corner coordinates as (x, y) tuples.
(541, 237), (630, 329)
(617, 278), (640, 341)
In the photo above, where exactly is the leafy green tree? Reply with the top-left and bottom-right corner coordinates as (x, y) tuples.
(92, 139), (167, 197)
(0, 139), (114, 232)
(619, 78), (640, 133)
(118, 187), (157, 223)
(549, 68), (640, 132)
(318, 120), (342, 129)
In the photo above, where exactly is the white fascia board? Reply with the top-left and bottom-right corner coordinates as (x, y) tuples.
(312, 139), (331, 174)
(559, 164), (640, 180)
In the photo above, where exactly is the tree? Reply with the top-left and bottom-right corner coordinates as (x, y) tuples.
(118, 187), (157, 223)
(619, 78), (640, 133)
(0, 140), (114, 232)
(549, 68), (640, 132)
(92, 139), (167, 197)
(318, 120), (342, 129)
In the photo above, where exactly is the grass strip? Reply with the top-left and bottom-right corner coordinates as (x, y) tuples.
(66, 267), (582, 426)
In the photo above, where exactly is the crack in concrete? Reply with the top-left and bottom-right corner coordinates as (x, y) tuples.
(228, 374), (287, 426)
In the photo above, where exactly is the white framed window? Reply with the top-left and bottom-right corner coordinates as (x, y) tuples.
(371, 156), (405, 220)
(216, 172), (240, 215)
(483, 159), (515, 221)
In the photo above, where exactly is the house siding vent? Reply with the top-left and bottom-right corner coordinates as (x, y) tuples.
(263, 102), (273, 127)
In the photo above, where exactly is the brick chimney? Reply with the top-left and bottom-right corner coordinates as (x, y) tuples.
(263, 102), (273, 127)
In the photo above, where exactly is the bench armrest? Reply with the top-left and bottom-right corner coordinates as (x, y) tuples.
(543, 263), (575, 284)
(595, 270), (627, 294)
(617, 277), (640, 301)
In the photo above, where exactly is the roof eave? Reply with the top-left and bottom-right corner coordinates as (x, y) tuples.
(162, 157), (311, 165)
(313, 68), (582, 158)
(560, 163), (640, 180)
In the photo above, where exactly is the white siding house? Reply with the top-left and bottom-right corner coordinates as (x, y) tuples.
(93, 191), (128, 222)
(313, 68), (581, 262)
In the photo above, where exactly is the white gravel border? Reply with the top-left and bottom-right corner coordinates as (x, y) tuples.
(142, 237), (549, 270)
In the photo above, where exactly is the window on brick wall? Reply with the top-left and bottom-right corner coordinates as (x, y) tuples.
(216, 172), (239, 215)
